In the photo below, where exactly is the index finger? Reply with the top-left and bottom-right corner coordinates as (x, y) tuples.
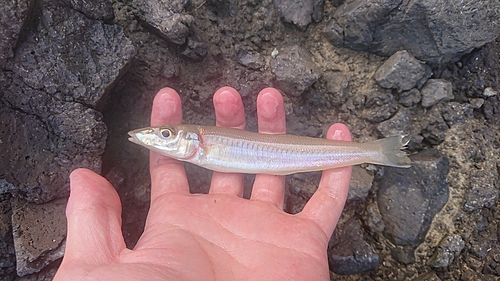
(149, 88), (190, 200)
(298, 123), (352, 238)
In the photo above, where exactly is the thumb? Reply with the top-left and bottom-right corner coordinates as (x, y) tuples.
(62, 168), (126, 266)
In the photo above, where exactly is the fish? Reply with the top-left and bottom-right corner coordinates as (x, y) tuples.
(128, 124), (411, 175)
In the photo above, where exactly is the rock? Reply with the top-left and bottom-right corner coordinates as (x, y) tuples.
(347, 166), (374, 201)
(377, 149), (449, 246)
(363, 202), (385, 235)
(0, 4), (134, 203)
(48, 0), (114, 21)
(134, 0), (193, 45)
(412, 272), (442, 281)
(361, 88), (397, 123)
(429, 234), (465, 268)
(0, 0), (35, 68)
(377, 107), (412, 138)
(329, 218), (379, 275)
(464, 170), (499, 212)
(420, 107), (449, 145)
(9, 6), (136, 107)
(270, 45), (321, 96)
(400, 89), (422, 107)
(11, 198), (66, 277)
(206, 0), (239, 17)
(421, 79), (454, 107)
(483, 87), (498, 97)
(469, 98), (484, 109)
(236, 45), (265, 70)
(439, 102), (473, 127)
(374, 50), (431, 92)
(0, 104), (87, 202)
(285, 172), (321, 214)
(324, 0), (500, 63)
(483, 96), (500, 121)
(274, 0), (323, 30)
(323, 71), (350, 106)
(391, 245), (416, 264)
(181, 37), (208, 61)
(0, 196), (16, 278)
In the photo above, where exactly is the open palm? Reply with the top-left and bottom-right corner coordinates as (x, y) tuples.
(54, 87), (352, 281)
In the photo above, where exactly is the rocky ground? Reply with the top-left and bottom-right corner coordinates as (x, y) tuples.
(0, 0), (499, 280)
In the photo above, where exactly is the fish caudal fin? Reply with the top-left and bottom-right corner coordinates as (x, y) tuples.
(368, 135), (411, 168)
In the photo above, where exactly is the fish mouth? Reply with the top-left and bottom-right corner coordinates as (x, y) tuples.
(128, 130), (140, 144)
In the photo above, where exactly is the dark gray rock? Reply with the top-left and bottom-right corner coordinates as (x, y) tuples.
(421, 79), (454, 107)
(0, 196), (16, 279)
(412, 272), (442, 281)
(270, 45), (321, 96)
(134, 0), (193, 45)
(400, 89), (422, 107)
(377, 107), (412, 138)
(377, 149), (449, 246)
(429, 234), (465, 268)
(469, 98), (484, 109)
(363, 202), (385, 235)
(361, 87), (397, 123)
(235, 45), (265, 70)
(9, 6), (136, 107)
(420, 107), (449, 145)
(0, 0), (35, 68)
(464, 170), (499, 212)
(323, 71), (350, 106)
(439, 102), (473, 127)
(206, 0), (239, 17)
(329, 218), (379, 275)
(274, 0), (323, 30)
(325, 0), (500, 63)
(48, 0), (114, 21)
(483, 87), (498, 98)
(0, 4), (134, 203)
(11, 198), (66, 276)
(347, 166), (374, 201)
(181, 37), (208, 61)
(374, 51), (431, 92)
(391, 245), (416, 264)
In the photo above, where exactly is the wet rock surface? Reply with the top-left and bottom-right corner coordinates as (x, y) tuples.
(1, 0), (499, 280)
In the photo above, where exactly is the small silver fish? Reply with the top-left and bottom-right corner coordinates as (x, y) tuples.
(128, 125), (411, 175)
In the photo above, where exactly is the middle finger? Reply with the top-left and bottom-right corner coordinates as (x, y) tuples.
(209, 87), (246, 196)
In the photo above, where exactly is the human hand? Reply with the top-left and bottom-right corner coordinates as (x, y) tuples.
(54, 87), (352, 281)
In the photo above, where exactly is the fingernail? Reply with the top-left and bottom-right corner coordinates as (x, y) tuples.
(215, 90), (238, 118)
(158, 92), (176, 118)
(260, 92), (278, 119)
(333, 129), (344, 140)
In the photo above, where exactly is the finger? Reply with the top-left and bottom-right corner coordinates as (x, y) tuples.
(251, 88), (286, 208)
(209, 87), (246, 196)
(298, 124), (352, 238)
(150, 88), (190, 199)
(62, 168), (127, 265)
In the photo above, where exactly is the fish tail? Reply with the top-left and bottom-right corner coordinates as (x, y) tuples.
(366, 135), (411, 168)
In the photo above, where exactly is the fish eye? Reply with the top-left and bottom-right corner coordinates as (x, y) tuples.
(160, 128), (173, 138)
